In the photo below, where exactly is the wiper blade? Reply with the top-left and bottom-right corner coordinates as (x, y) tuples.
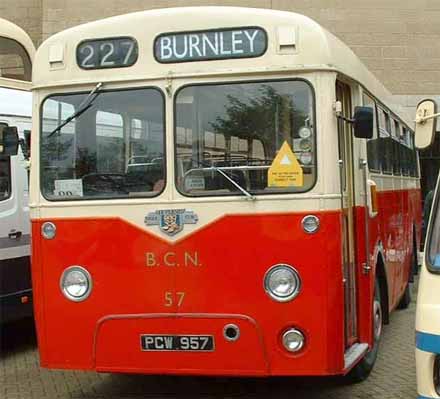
(48, 82), (103, 138)
(206, 165), (256, 201)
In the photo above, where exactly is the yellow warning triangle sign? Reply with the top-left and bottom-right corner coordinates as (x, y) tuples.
(268, 141), (303, 187)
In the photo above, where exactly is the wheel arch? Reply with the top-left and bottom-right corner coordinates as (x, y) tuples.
(374, 246), (390, 325)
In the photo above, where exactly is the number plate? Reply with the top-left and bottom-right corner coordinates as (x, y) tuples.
(140, 335), (214, 352)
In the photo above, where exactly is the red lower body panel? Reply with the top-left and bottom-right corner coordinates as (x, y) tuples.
(32, 211), (346, 376)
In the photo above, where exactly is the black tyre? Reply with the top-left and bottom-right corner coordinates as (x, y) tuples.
(346, 279), (382, 383)
(398, 240), (416, 309)
(411, 235), (419, 279)
(397, 282), (411, 309)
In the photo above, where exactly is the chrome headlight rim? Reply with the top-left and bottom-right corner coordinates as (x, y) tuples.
(264, 264), (301, 302)
(282, 328), (305, 353)
(60, 265), (93, 302)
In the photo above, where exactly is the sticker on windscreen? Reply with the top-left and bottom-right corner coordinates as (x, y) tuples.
(185, 174), (206, 191)
(268, 141), (303, 187)
(54, 179), (84, 197)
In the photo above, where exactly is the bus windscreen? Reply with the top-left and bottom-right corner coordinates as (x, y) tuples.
(175, 79), (316, 196)
(40, 88), (165, 200)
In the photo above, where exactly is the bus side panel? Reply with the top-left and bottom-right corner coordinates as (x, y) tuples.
(31, 211), (346, 375)
(354, 204), (379, 349)
(355, 187), (421, 347)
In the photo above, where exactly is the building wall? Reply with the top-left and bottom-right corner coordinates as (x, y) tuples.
(0, 0), (42, 47)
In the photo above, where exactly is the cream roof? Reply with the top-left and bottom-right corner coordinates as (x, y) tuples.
(32, 7), (408, 123)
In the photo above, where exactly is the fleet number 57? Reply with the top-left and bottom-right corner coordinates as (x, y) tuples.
(164, 291), (185, 307)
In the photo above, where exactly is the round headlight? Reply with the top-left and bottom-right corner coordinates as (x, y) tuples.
(282, 329), (305, 353)
(60, 266), (92, 301)
(264, 264), (301, 302)
(41, 222), (56, 240)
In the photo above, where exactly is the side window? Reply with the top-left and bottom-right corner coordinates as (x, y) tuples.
(392, 119), (401, 175)
(0, 157), (11, 201)
(400, 127), (410, 176)
(378, 107), (393, 174)
(363, 93), (380, 172)
(409, 132), (418, 177)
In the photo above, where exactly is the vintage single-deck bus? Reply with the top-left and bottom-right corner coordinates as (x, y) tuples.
(27, 7), (421, 380)
(0, 18), (35, 323)
(414, 100), (440, 399)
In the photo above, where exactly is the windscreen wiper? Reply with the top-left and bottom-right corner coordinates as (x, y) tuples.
(48, 82), (103, 138)
(205, 164), (256, 201)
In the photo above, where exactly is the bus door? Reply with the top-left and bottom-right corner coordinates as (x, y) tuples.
(336, 81), (358, 347)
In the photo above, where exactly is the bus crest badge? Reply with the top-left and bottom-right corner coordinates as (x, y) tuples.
(145, 209), (199, 236)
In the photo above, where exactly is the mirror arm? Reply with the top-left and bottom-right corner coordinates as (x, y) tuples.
(415, 112), (440, 124)
(336, 113), (355, 124)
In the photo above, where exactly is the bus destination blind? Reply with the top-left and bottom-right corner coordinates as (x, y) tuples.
(155, 27), (267, 63)
(77, 37), (138, 70)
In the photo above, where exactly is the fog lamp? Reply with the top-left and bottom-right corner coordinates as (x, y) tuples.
(282, 328), (305, 353)
(264, 264), (301, 302)
(60, 266), (92, 301)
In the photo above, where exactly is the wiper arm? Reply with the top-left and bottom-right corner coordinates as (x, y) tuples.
(206, 165), (256, 201)
(48, 82), (103, 138)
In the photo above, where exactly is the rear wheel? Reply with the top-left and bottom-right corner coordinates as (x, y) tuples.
(347, 279), (382, 383)
(411, 234), (419, 278)
(398, 240), (416, 309)
(397, 283), (411, 309)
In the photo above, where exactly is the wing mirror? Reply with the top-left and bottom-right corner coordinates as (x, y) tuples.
(0, 124), (19, 156)
(415, 99), (437, 150)
(353, 106), (374, 139)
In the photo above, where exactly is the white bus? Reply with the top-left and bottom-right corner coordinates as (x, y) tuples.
(0, 18), (35, 323)
(415, 100), (440, 399)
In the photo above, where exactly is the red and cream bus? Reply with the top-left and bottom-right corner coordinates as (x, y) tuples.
(27, 7), (420, 380)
